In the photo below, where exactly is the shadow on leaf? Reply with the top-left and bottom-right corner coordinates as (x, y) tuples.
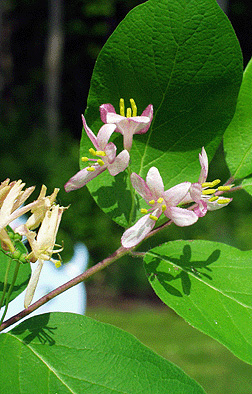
(11, 313), (57, 346)
(146, 244), (221, 297)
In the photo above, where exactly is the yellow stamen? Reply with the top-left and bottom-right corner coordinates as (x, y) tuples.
(126, 107), (132, 118)
(202, 189), (216, 195)
(130, 98), (137, 117)
(149, 214), (158, 221)
(149, 200), (155, 205)
(208, 196), (218, 202)
(120, 98), (125, 117)
(218, 185), (232, 191)
(202, 179), (221, 188)
(81, 156), (89, 162)
(141, 208), (148, 214)
(89, 148), (96, 156)
(157, 197), (164, 203)
(87, 166), (95, 172)
(97, 159), (105, 166)
(96, 150), (106, 156)
(162, 204), (167, 212)
(55, 261), (62, 268)
(217, 198), (231, 204)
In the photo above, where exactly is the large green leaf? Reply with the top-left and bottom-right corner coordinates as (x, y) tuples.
(224, 58), (252, 179)
(0, 313), (206, 393)
(0, 233), (30, 305)
(80, 0), (242, 227)
(144, 240), (252, 365)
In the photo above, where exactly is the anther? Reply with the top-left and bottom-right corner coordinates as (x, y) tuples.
(96, 150), (106, 156)
(208, 196), (218, 202)
(217, 198), (231, 204)
(55, 261), (62, 268)
(87, 166), (95, 172)
(89, 148), (96, 156)
(218, 185), (232, 191)
(202, 189), (216, 195)
(97, 159), (105, 166)
(130, 98), (137, 117)
(120, 98), (125, 117)
(141, 208), (148, 214)
(126, 107), (132, 118)
(81, 157), (89, 162)
(149, 214), (158, 221)
(162, 204), (166, 212)
(149, 200), (155, 205)
(157, 197), (164, 203)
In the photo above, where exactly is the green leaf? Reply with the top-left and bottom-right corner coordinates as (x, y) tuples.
(0, 231), (30, 305)
(80, 0), (242, 227)
(144, 240), (252, 365)
(0, 313), (206, 393)
(224, 58), (252, 179)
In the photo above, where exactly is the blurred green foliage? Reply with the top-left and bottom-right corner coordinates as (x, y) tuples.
(1, 0), (252, 298)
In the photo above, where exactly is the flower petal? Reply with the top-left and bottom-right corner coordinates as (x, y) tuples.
(198, 147), (208, 184)
(121, 213), (157, 248)
(99, 103), (117, 123)
(165, 206), (199, 226)
(105, 142), (117, 163)
(130, 173), (153, 203)
(137, 104), (153, 134)
(107, 150), (130, 176)
(96, 124), (117, 149)
(64, 165), (106, 192)
(82, 115), (99, 150)
(164, 182), (191, 206)
(24, 259), (44, 308)
(206, 197), (232, 211)
(146, 167), (164, 198)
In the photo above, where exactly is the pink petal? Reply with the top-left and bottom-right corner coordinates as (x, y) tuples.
(82, 115), (99, 150)
(194, 200), (208, 217)
(198, 147), (208, 184)
(107, 150), (130, 176)
(121, 213), (157, 248)
(96, 124), (117, 149)
(165, 206), (199, 226)
(146, 167), (164, 198)
(138, 104), (153, 134)
(163, 182), (191, 206)
(64, 166), (106, 192)
(105, 142), (117, 163)
(189, 183), (202, 203)
(131, 173), (153, 203)
(99, 103), (116, 123)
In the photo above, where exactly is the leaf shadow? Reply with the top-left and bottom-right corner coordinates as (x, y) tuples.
(147, 244), (221, 297)
(92, 171), (137, 224)
(11, 313), (57, 346)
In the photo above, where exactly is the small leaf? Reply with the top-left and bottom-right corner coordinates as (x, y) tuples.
(80, 0), (242, 227)
(0, 313), (206, 393)
(144, 240), (252, 365)
(224, 58), (252, 179)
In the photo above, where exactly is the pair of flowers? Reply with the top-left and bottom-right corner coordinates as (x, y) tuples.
(121, 148), (232, 248)
(0, 179), (66, 307)
(64, 100), (153, 192)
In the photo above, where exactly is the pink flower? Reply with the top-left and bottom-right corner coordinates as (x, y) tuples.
(65, 115), (130, 192)
(100, 99), (153, 151)
(182, 147), (232, 217)
(121, 167), (199, 248)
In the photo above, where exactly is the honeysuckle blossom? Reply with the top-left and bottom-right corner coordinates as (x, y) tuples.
(0, 179), (38, 252)
(181, 147), (232, 217)
(24, 204), (65, 308)
(121, 167), (199, 248)
(100, 98), (153, 151)
(15, 185), (59, 235)
(64, 115), (130, 192)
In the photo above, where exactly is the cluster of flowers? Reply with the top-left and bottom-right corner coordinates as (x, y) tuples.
(65, 99), (232, 249)
(0, 180), (66, 307)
